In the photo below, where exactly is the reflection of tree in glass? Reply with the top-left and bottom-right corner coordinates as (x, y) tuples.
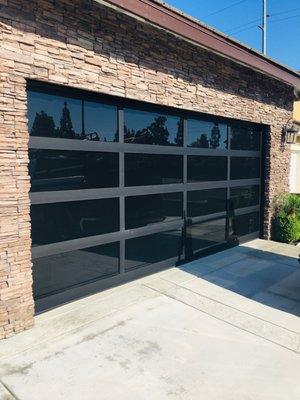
(31, 111), (55, 137)
(209, 122), (221, 149)
(31, 102), (76, 139)
(191, 134), (209, 148)
(228, 199), (238, 243)
(113, 129), (119, 142)
(175, 118), (183, 146)
(58, 102), (75, 138)
(124, 116), (170, 145)
(249, 127), (259, 149)
(231, 124), (258, 149)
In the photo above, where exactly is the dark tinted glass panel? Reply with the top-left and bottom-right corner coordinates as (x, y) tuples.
(230, 185), (260, 209)
(125, 193), (183, 229)
(29, 150), (119, 192)
(33, 242), (119, 298)
(187, 156), (227, 182)
(187, 119), (227, 149)
(84, 101), (118, 142)
(229, 212), (260, 238)
(230, 124), (261, 151)
(27, 91), (82, 139)
(125, 230), (182, 271)
(31, 198), (119, 245)
(230, 157), (260, 180)
(125, 153), (183, 186)
(124, 108), (183, 146)
(186, 218), (226, 257)
(187, 188), (227, 217)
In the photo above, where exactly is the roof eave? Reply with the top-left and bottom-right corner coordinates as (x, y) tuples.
(96, 0), (300, 92)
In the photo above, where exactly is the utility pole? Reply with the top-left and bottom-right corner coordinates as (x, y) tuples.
(261, 0), (267, 55)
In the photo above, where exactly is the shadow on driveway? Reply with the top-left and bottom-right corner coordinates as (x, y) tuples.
(179, 240), (300, 317)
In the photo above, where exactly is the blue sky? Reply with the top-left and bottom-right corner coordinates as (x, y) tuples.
(165, 0), (300, 71)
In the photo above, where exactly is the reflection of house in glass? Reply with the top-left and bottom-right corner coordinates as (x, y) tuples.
(84, 132), (100, 141)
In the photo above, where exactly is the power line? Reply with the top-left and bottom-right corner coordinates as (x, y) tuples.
(201, 0), (249, 19)
(226, 18), (261, 34)
(227, 10), (300, 36)
(230, 24), (259, 36)
(268, 13), (300, 25)
(226, 6), (300, 35)
(271, 7), (300, 17)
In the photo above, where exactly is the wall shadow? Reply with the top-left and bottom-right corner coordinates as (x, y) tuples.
(179, 244), (300, 317)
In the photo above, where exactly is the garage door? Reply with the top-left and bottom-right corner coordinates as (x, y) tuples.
(27, 82), (263, 312)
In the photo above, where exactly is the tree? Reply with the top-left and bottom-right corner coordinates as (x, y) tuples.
(191, 134), (209, 148)
(209, 123), (221, 149)
(231, 124), (251, 149)
(30, 111), (55, 137)
(124, 116), (170, 145)
(57, 102), (75, 138)
(136, 116), (170, 145)
(175, 118), (184, 146)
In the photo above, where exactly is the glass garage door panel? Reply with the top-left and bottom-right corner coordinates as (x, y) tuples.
(230, 185), (260, 210)
(31, 198), (119, 246)
(229, 212), (260, 238)
(125, 193), (183, 229)
(84, 101), (118, 142)
(230, 124), (261, 151)
(230, 157), (260, 180)
(29, 149), (119, 192)
(187, 188), (227, 217)
(28, 91), (82, 138)
(125, 153), (183, 186)
(33, 242), (120, 298)
(186, 218), (226, 256)
(187, 119), (228, 149)
(124, 108), (183, 146)
(27, 91), (118, 142)
(125, 230), (182, 271)
(187, 156), (227, 182)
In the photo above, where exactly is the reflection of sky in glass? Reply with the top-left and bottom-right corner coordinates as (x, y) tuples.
(27, 91), (82, 133)
(187, 119), (227, 149)
(84, 101), (117, 142)
(124, 108), (181, 143)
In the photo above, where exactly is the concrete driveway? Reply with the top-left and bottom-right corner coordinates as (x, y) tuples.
(1, 239), (300, 400)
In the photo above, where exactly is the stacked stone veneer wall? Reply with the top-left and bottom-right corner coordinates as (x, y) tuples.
(0, 0), (294, 338)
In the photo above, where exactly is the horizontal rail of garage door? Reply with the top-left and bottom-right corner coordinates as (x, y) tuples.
(30, 179), (261, 204)
(31, 204), (259, 259)
(29, 137), (260, 157)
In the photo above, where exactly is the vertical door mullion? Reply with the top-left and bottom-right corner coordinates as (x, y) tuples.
(226, 125), (231, 241)
(258, 126), (264, 237)
(118, 107), (125, 274)
(183, 118), (188, 260)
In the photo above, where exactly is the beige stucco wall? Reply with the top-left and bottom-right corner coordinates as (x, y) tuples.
(290, 101), (300, 193)
(294, 101), (300, 123)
